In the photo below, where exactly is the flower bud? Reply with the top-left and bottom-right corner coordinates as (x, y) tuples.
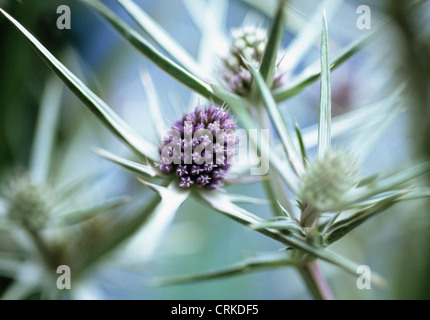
(300, 150), (359, 211)
(4, 175), (50, 230)
(221, 25), (287, 96)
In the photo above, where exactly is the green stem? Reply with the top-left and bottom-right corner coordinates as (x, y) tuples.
(254, 104), (334, 300)
(298, 261), (334, 300)
(27, 229), (58, 271)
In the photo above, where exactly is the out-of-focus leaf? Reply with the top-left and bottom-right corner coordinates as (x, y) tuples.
(226, 193), (269, 205)
(116, 0), (207, 80)
(77, 192), (163, 272)
(0, 9), (159, 161)
(324, 193), (404, 245)
(279, 0), (343, 74)
(152, 252), (297, 286)
(129, 180), (189, 262)
(83, 0), (223, 105)
(57, 196), (130, 226)
(139, 69), (166, 139)
(94, 147), (157, 178)
(346, 163), (430, 205)
(29, 76), (63, 184)
(211, 84), (301, 194)
(273, 31), (375, 102)
(242, 58), (304, 176)
(301, 87), (404, 149)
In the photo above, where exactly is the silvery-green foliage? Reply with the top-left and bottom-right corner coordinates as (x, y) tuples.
(0, 0), (429, 300)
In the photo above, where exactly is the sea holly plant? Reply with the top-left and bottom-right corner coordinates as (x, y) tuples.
(0, 75), (150, 299)
(1, 0), (430, 300)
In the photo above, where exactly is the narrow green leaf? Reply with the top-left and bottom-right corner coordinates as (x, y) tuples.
(261, 173), (293, 217)
(139, 68), (166, 139)
(242, 59), (304, 176)
(0, 9), (159, 161)
(349, 90), (405, 163)
(94, 147), (158, 178)
(272, 0), (427, 103)
(58, 196), (130, 226)
(226, 193), (269, 205)
(77, 192), (162, 273)
(294, 119), (308, 166)
(152, 252), (296, 286)
(346, 162), (430, 205)
(398, 188), (430, 201)
(258, 0), (287, 85)
(211, 84), (301, 194)
(324, 193), (403, 245)
(1, 278), (38, 300)
(83, 0), (223, 105)
(318, 10), (331, 158)
(29, 76), (63, 184)
(199, 191), (383, 285)
(250, 216), (306, 236)
(131, 181), (189, 262)
(198, 191), (263, 226)
(116, 0), (207, 80)
(0, 256), (21, 278)
(301, 87), (404, 149)
(0, 198), (5, 215)
(279, 0), (343, 74)
(273, 31), (372, 102)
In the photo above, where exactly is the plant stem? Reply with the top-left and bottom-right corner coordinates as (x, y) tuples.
(298, 261), (334, 300)
(27, 229), (58, 271)
(254, 104), (334, 300)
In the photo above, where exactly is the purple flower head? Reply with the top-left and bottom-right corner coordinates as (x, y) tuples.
(221, 25), (287, 96)
(157, 105), (237, 190)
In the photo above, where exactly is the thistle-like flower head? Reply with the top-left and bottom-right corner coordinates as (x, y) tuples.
(221, 25), (287, 96)
(157, 104), (237, 190)
(4, 175), (51, 231)
(300, 150), (359, 211)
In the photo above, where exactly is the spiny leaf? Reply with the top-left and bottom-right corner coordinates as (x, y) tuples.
(241, 58), (304, 176)
(211, 84), (301, 194)
(77, 192), (162, 272)
(0, 9), (159, 161)
(258, 0), (287, 86)
(346, 162), (430, 205)
(324, 193), (404, 245)
(250, 216), (306, 236)
(83, 0), (223, 105)
(57, 196), (131, 226)
(294, 119), (308, 166)
(29, 76), (63, 184)
(139, 68), (166, 139)
(273, 31), (374, 102)
(226, 193), (269, 205)
(301, 86), (404, 149)
(116, 0), (207, 80)
(199, 191), (384, 285)
(317, 10), (331, 158)
(94, 147), (157, 178)
(279, 0), (343, 74)
(152, 252), (297, 286)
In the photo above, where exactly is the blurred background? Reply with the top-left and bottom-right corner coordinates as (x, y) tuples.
(0, 0), (429, 299)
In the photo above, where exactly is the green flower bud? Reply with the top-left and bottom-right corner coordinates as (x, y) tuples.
(300, 150), (359, 211)
(4, 175), (51, 231)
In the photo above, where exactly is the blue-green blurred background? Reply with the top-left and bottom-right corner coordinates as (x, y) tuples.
(0, 0), (429, 299)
